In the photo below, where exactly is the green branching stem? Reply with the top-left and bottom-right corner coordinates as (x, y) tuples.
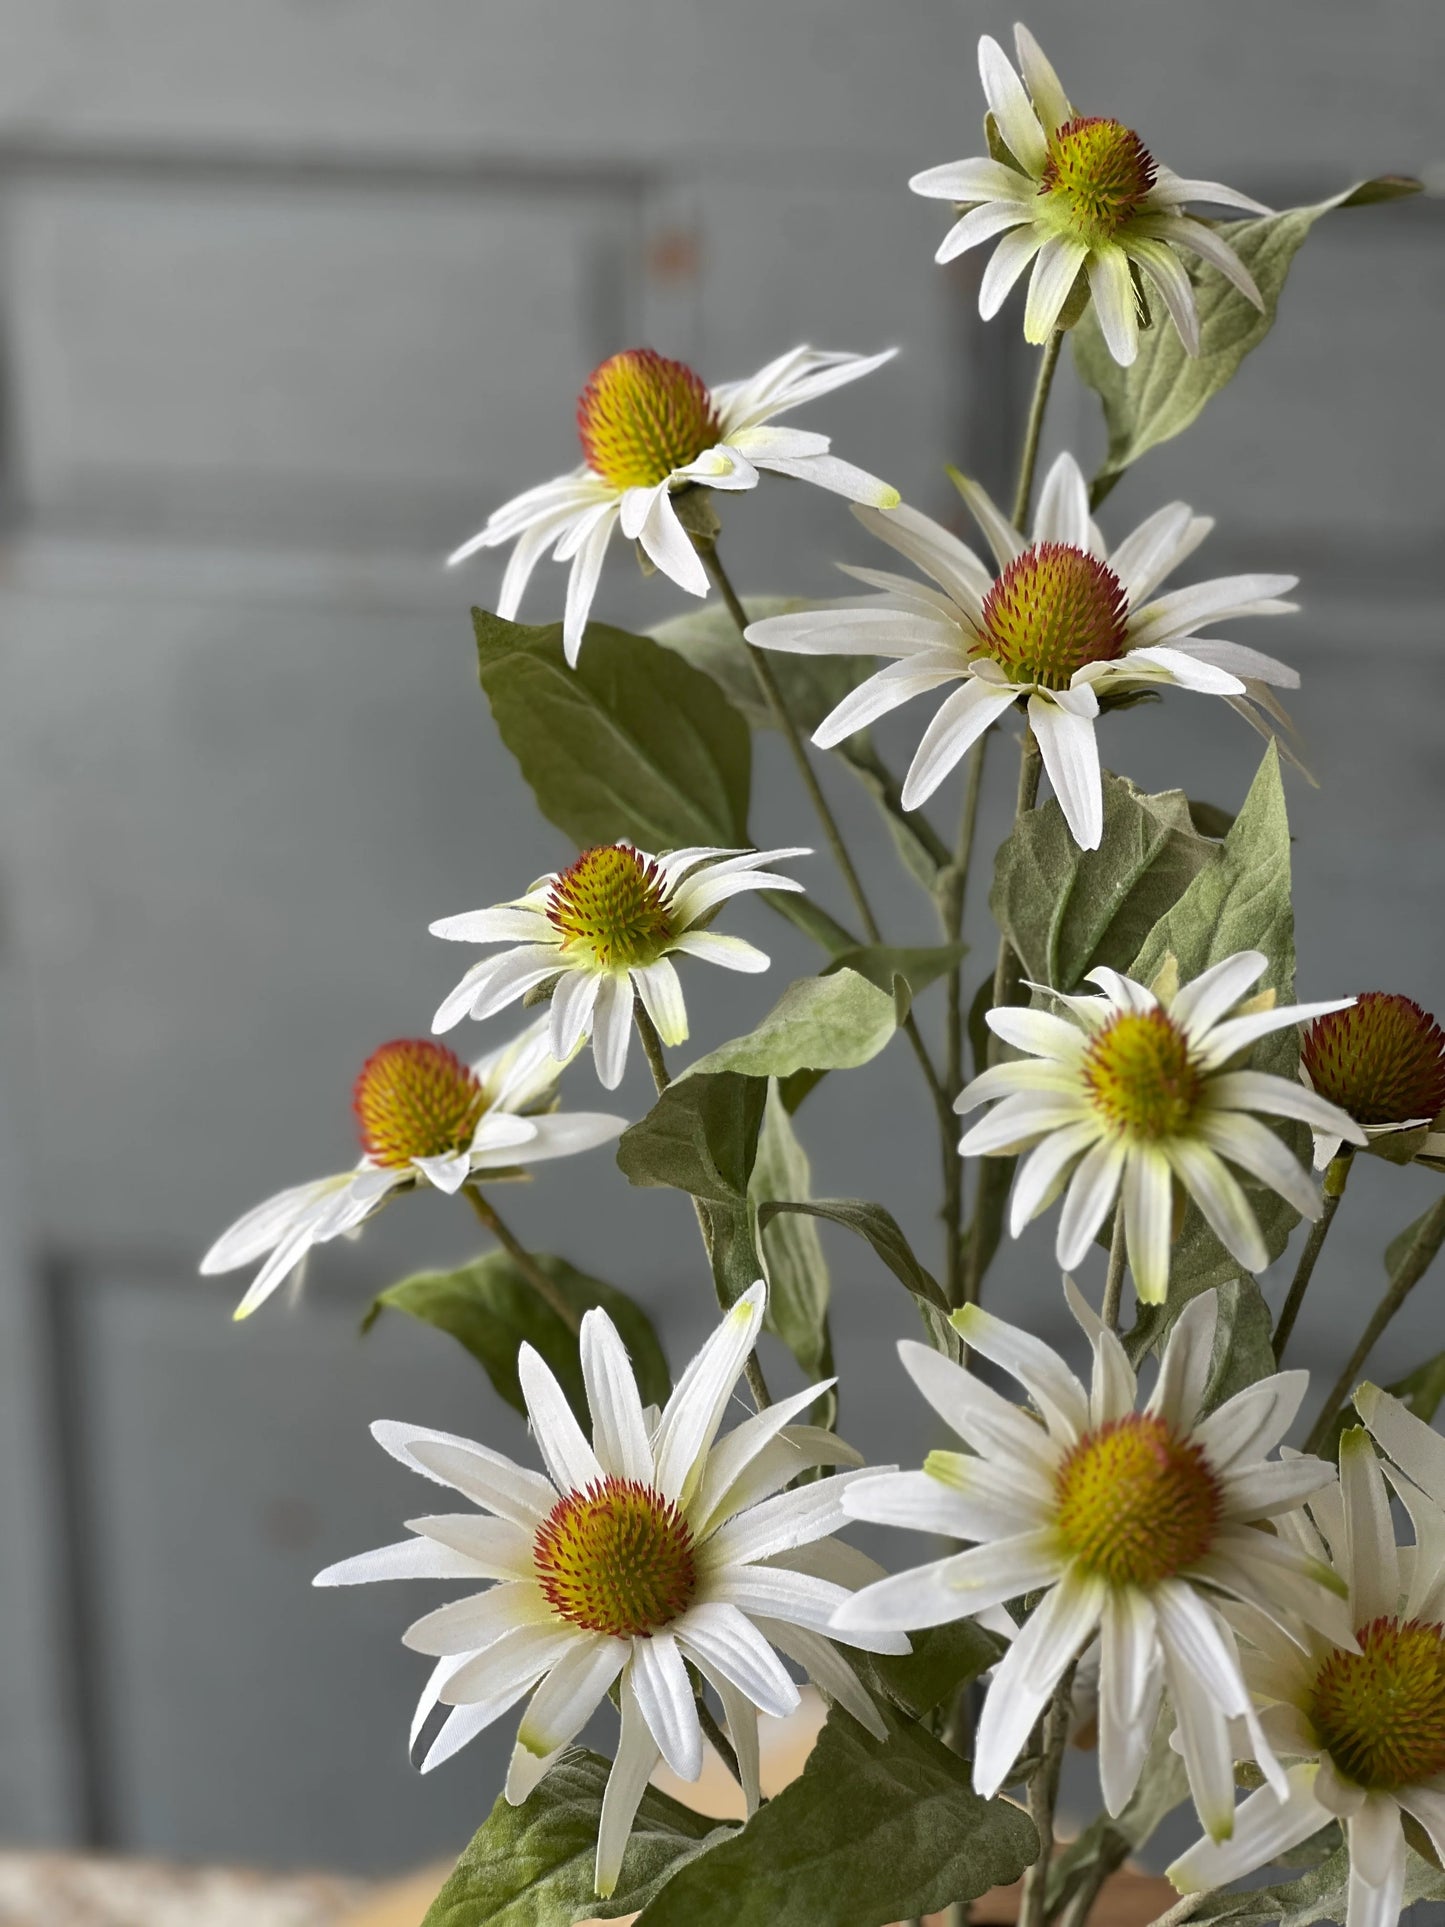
(1142, 1894), (1211, 1927)
(1011, 330), (1066, 531)
(1018, 1666), (1077, 1927)
(697, 533), (954, 1161)
(632, 996), (772, 1412)
(1101, 1207), (1129, 1334)
(942, 735), (991, 1307)
(461, 1184), (581, 1333)
(1304, 1189), (1445, 1454)
(1273, 1151), (1354, 1361)
(962, 726), (1043, 1304)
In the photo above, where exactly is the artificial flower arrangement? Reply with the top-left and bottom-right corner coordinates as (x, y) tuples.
(204, 27), (1442, 1927)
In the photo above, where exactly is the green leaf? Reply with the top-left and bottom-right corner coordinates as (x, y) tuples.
(616, 1072), (766, 1206)
(474, 610), (750, 850)
(757, 1198), (950, 1319)
(633, 1703), (1038, 1927)
(1128, 746), (1302, 1332)
(1381, 1347), (1445, 1426)
(991, 774), (1216, 993)
(650, 597), (864, 735)
(362, 1252), (670, 1424)
(683, 970), (899, 1082)
(1074, 178), (1423, 504)
(1192, 1842), (1445, 1925)
(823, 942), (967, 1000)
(750, 1082), (834, 1386)
(831, 736), (955, 896)
(863, 1620), (1002, 1721)
(421, 1749), (723, 1927)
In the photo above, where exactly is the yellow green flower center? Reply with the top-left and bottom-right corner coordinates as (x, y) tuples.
(1083, 1008), (1202, 1141)
(352, 1039), (488, 1168)
(577, 349), (721, 491)
(1039, 116), (1157, 247)
(1310, 1617), (1445, 1791)
(1302, 993), (1445, 1128)
(975, 543), (1128, 691)
(534, 1477), (697, 1638)
(1054, 1413), (1221, 1588)
(547, 845), (674, 971)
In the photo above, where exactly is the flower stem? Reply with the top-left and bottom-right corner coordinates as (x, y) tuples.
(1017, 1665), (1076, 1927)
(461, 1184), (580, 1333)
(1143, 1894), (1211, 1927)
(697, 534), (953, 1167)
(1101, 1206), (1129, 1334)
(942, 735), (992, 1307)
(1304, 1190), (1445, 1454)
(1011, 330), (1065, 531)
(1273, 1152), (1354, 1361)
(632, 997), (773, 1412)
(699, 541), (884, 945)
(963, 727), (1043, 1304)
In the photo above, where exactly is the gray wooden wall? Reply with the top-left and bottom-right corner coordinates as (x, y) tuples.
(0, 0), (1440, 1876)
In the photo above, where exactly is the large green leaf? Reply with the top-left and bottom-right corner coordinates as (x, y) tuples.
(1192, 1842), (1445, 1925)
(991, 775), (1215, 993)
(750, 1082), (833, 1386)
(1127, 747), (1302, 1333)
(421, 1750), (723, 1927)
(474, 611), (750, 850)
(1074, 178), (1422, 504)
(863, 1621), (1002, 1722)
(633, 1703), (1038, 1927)
(616, 1072), (767, 1206)
(683, 969), (899, 1081)
(362, 1252), (670, 1424)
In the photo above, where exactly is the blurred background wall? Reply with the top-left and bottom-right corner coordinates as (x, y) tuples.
(0, 0), (1440, 1879)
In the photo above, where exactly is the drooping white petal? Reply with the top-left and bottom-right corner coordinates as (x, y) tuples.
(1098, 1588), (1160, 1814)
(1086, 246), (1140, 365)
(1346, 1798), (1408, 1927)
(974, 1569), (1106, 1798)
(669, 929), (771, 974)
(1120, 1143), (1173, 1304)
(692, 1381), (839, 1535)
(1009, 1120), (1102, 1232)
(589, 974), (633, 1090)
(549, 967), (601, 1060)
(403, 1581), (546, 1658)
(1055, 1136), (1127, 1270)
(595, 1671), (662, 1899)
(494, 1111), (627, 1169)
(1339, 1427), (1402, 1626)
(629, 1629), (703, 1781)
(1197, 1112), (1320, 1220)
(937, 200), (1036, 264)
(1147, 1290), (1218, 1434)
(562, 505), (620, 667)
(900, 679), (1020, 808)
(1023, 235), (1090, 344)
(313, 1536), (488, 1587)
(759, 1617), (886, 1742)
(1355, 1382), (1445, 1501)
(812, 660), (964, 748)
(439, 1620), (582, 1710)
(1030, 693), (1104, 849)
(1162, 1139), (1269, 1274)
(1167, 1765), (1327, 1894)
(1141, 213), (1265, 309)
(979, 225), (1048, 321)
(673, 1601), (800, 1721)
(851, 500), (994, 607)
(1124, 236), (1201, 356)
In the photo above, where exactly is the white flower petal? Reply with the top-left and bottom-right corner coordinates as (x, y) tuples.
(1147, 1290), (1218, 1434)
(1106, 503), (1212, 607)
(1030, 694), (1104, 849)
(937, 200), (1035, 264)
(759, 1617), (886, 1742)
(1086, 246), (1140, 366)
(629, 1629), (703, 1781)
(1024, 235), (1090, 344)
(404, 1514), (536, 1579)
(950, 1302), (1089, 1442)
(1012, 24), (1072, 136)
(896, 1340), (1063, 1480)
(653, 1283), (766, 1505)
(1055, 1136), (1126, 1270)
(562, 506), (619, 667)
(1169, 951), (1268, 1035)
(979, 225), (1048, 321)
(391, 1429), (556, 1528)
(313, 1536), (486, 1587)
(580, 1308), (654, 1486)
(1168, 1765), (1327, 1894)
(901, 679), (1020, 808)
(977, 34), (1048, 174)
(674, 1601), (799, 1721)
(1197, 1112), (1320, 1221)
(669, 929), (771, 974)
(1009, 1120), (1102, 1232)
(1125, 236), (1201, 356)
(404, 1581), (544, 1658)
(693, 1382), (839, 1535)
(1355, 1382), (1445, 1500)
(589, 974), (633, 1090)
(910, 156), (1035, 203)
(595, 1672), (661, 1899)
(1162, 1138), (1269, 1274)
(1031, 453), (1092, 550)
(1339, 1427), (1401, 1626)
(974, 1569), (1105, 1797)
(1098, 1589), (1161, 1814)
(517, 1344), (605, 1494)
(1346, 1799), (1407, 1927)
(1194, 1372), (1309, 1472)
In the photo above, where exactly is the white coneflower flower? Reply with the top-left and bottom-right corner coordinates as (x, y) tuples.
(1171, 1396), (1445, 1927)
(1299, 994), (1445, 1170)
(955, 952), (1365, 1304)
(429, 843), (807, 1090)
(448, 346), (900, 662)
(315, 1284), (901, 1897)
(911, 24), (1267, 364)
(745, 452), (1298, 850)
(201, 1019), (624, 1320)
(832, 1282), (1350, 1838)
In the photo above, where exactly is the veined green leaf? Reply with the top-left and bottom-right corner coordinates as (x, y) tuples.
(750, 1082), (833, 1388)
(991, 774), (1215, 993)
(1075, 177), (1423, 503)
(633, 1703), (1038, 1927)
(1192, 1841), (1445, 1925)
(421, 1749), (722, 1926)
(683, 969), (898, 1082)
(362, 1253), (670, 1425)
(474, 611), (750, 851)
